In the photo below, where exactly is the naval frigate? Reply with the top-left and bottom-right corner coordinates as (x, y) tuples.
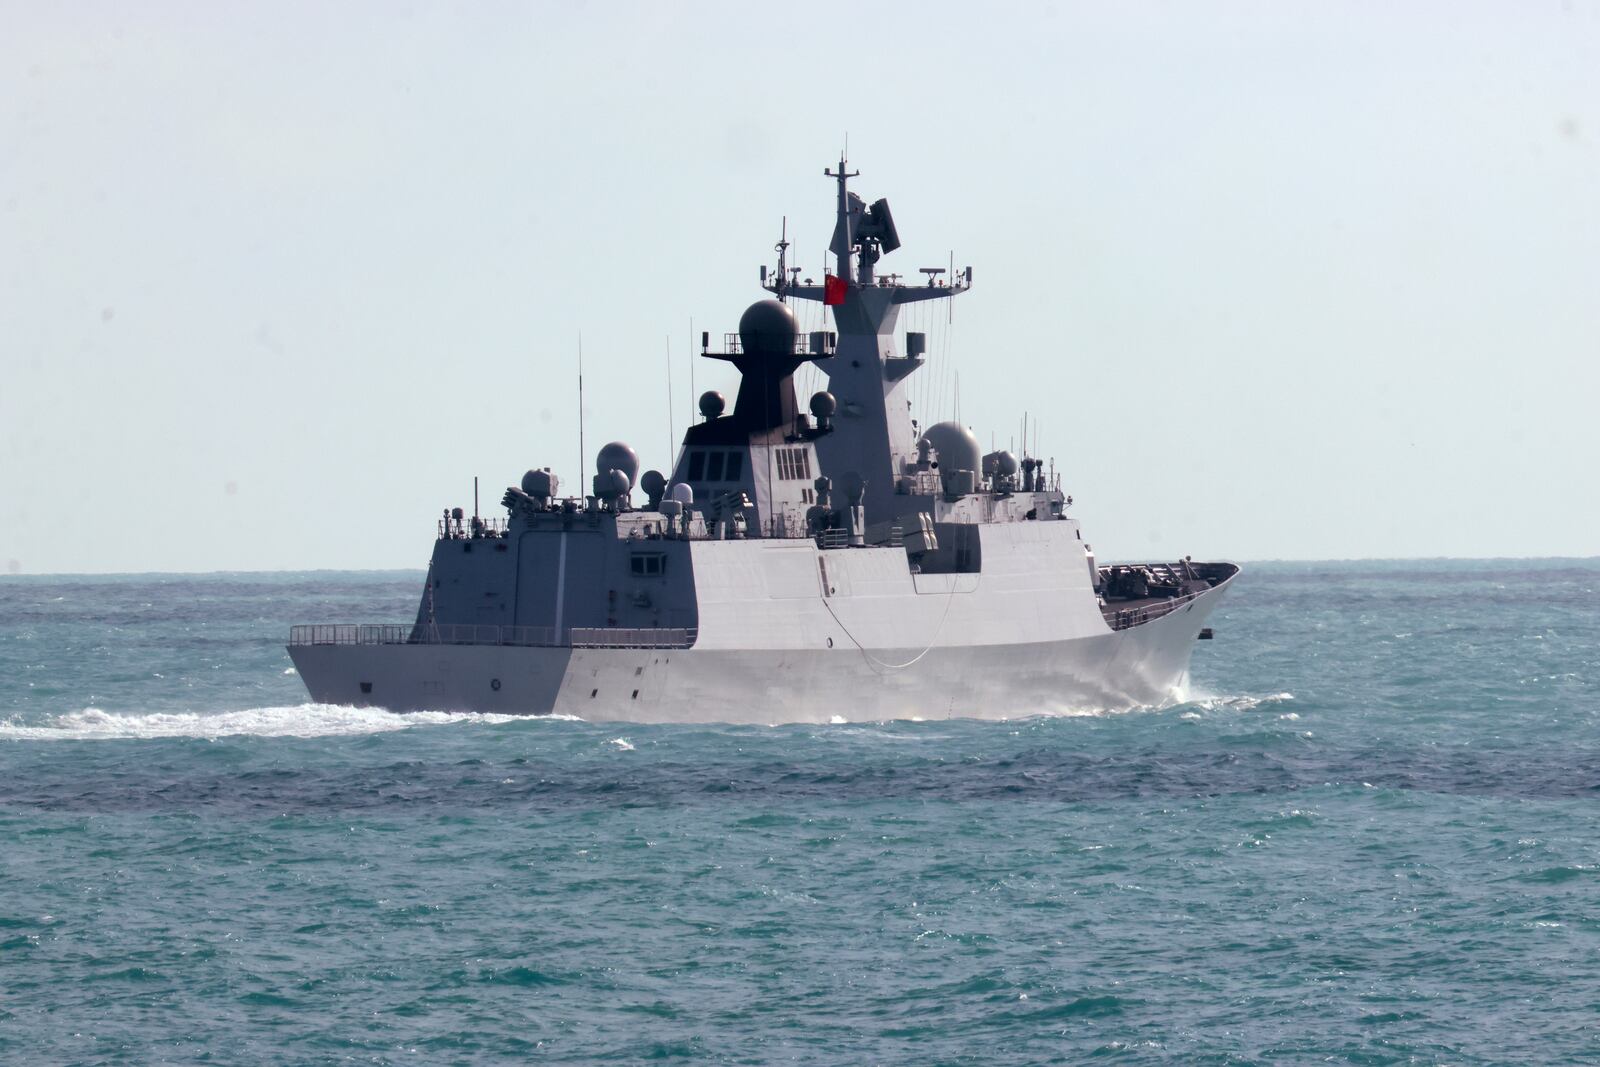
(288, 157), (1239, 724)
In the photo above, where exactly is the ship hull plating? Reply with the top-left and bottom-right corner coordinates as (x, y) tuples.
(288, 580), (1228, 725)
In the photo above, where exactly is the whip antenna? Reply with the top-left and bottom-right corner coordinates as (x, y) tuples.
(577, 334), (585, 489)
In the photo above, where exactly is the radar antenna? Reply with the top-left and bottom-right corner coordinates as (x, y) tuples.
(774, 217), (790, 303)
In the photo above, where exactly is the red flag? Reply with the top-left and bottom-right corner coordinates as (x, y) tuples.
(824, 274), (848, 306)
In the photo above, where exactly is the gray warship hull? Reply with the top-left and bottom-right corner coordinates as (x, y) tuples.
(289, 529), (1237, 724)
(289, 592), (1225, 724)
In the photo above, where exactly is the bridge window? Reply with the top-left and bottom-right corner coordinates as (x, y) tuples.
(725, 451), (743, 480)
(776, 447), (812, 481)
(706, 452), (726, 482)
(687, 451), (706, 481)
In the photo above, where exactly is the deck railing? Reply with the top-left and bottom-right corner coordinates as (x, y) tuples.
(1101, 589), (1205, 632)
(436, 518), (511, 540)
(288, 623), (697, 649)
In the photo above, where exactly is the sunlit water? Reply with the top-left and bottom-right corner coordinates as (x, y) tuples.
(2, 562), (1597, 1064)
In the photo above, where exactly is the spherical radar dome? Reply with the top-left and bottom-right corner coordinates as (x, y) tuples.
(984, 450), (1019, 477)
(699, 391), (726, 419)
(738, 299), (798, 357)
(919, 421), (981, 473)
(595, 441), (640, 487)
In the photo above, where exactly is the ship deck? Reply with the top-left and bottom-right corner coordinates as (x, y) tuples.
(1098, 561), (1240, 631)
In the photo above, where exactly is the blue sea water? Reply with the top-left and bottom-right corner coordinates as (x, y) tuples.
(1, 561), (1597, 1064)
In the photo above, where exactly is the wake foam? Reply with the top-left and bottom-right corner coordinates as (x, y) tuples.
(0, 704), (551, 741)
(1183, 692), (1296, 713)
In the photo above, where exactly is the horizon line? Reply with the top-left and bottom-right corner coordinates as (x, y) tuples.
(3, 555), (1599, 580)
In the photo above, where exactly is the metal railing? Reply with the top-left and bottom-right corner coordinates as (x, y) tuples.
(289, 623), (697, 649)
(1101, 589), (1205, 632)
(437, 517), (510, 540)
(815, 529), (848, 550)
(719, 332), (811, 355)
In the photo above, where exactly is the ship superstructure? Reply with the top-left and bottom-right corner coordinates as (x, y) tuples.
(288, 158), (1238, 723)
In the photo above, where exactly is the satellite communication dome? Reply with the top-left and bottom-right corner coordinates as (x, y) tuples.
(699, 391), (726, 419)
(809, 391), (837, 420)
(738, 299), (798, 358)
(640, 469), (666, 498)
(983, 450), (1020, 477)
(669, 483), (694, 506)
(919, 421), (981, 473)
(602, 469), (632, 498)
(595, 441), (639, 489)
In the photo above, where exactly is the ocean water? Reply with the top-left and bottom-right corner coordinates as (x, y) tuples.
(2, 561), (1597, 1065)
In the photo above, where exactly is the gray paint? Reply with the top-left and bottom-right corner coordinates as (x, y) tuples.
(290, 157), (1237, 723)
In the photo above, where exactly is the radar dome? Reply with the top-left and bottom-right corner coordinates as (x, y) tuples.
(919, 421), (981, 473)
(594, 442), (640, 489)
(699, 391), (726, 419)
(738, 299), (798, 358)
(809, 391), (837, 419)
(983, 450), (1020, 477)
(521, 469), (557, 500)
(640, 469), (666, 499)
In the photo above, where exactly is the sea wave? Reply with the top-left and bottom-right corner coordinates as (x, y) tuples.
(0, 704), (555, 741)
(1183, 691), (1296, 713)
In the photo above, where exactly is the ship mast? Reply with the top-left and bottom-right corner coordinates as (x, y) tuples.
(825, 155), (860, 284)
(773, 217), (790, 304)
(748, 157), (974, 528)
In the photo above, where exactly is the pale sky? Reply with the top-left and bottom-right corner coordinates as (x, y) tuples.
(3, 2), (1596, 573)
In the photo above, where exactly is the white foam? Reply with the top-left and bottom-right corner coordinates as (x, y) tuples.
(1028, 703), (1125, 719)
(608, 737), (635, 751)
(0, 703), (544, 741)
(1186, 691), (1295, 713)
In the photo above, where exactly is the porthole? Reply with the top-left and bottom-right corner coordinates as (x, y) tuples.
(490, 678), (502, 691)
(826, 637), (834, 648)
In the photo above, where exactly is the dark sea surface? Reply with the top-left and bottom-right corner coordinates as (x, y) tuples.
(2, 561), (1598, 1064)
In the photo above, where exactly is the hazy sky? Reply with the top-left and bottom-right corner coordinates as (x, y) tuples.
(3, 2), (1596, 573)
